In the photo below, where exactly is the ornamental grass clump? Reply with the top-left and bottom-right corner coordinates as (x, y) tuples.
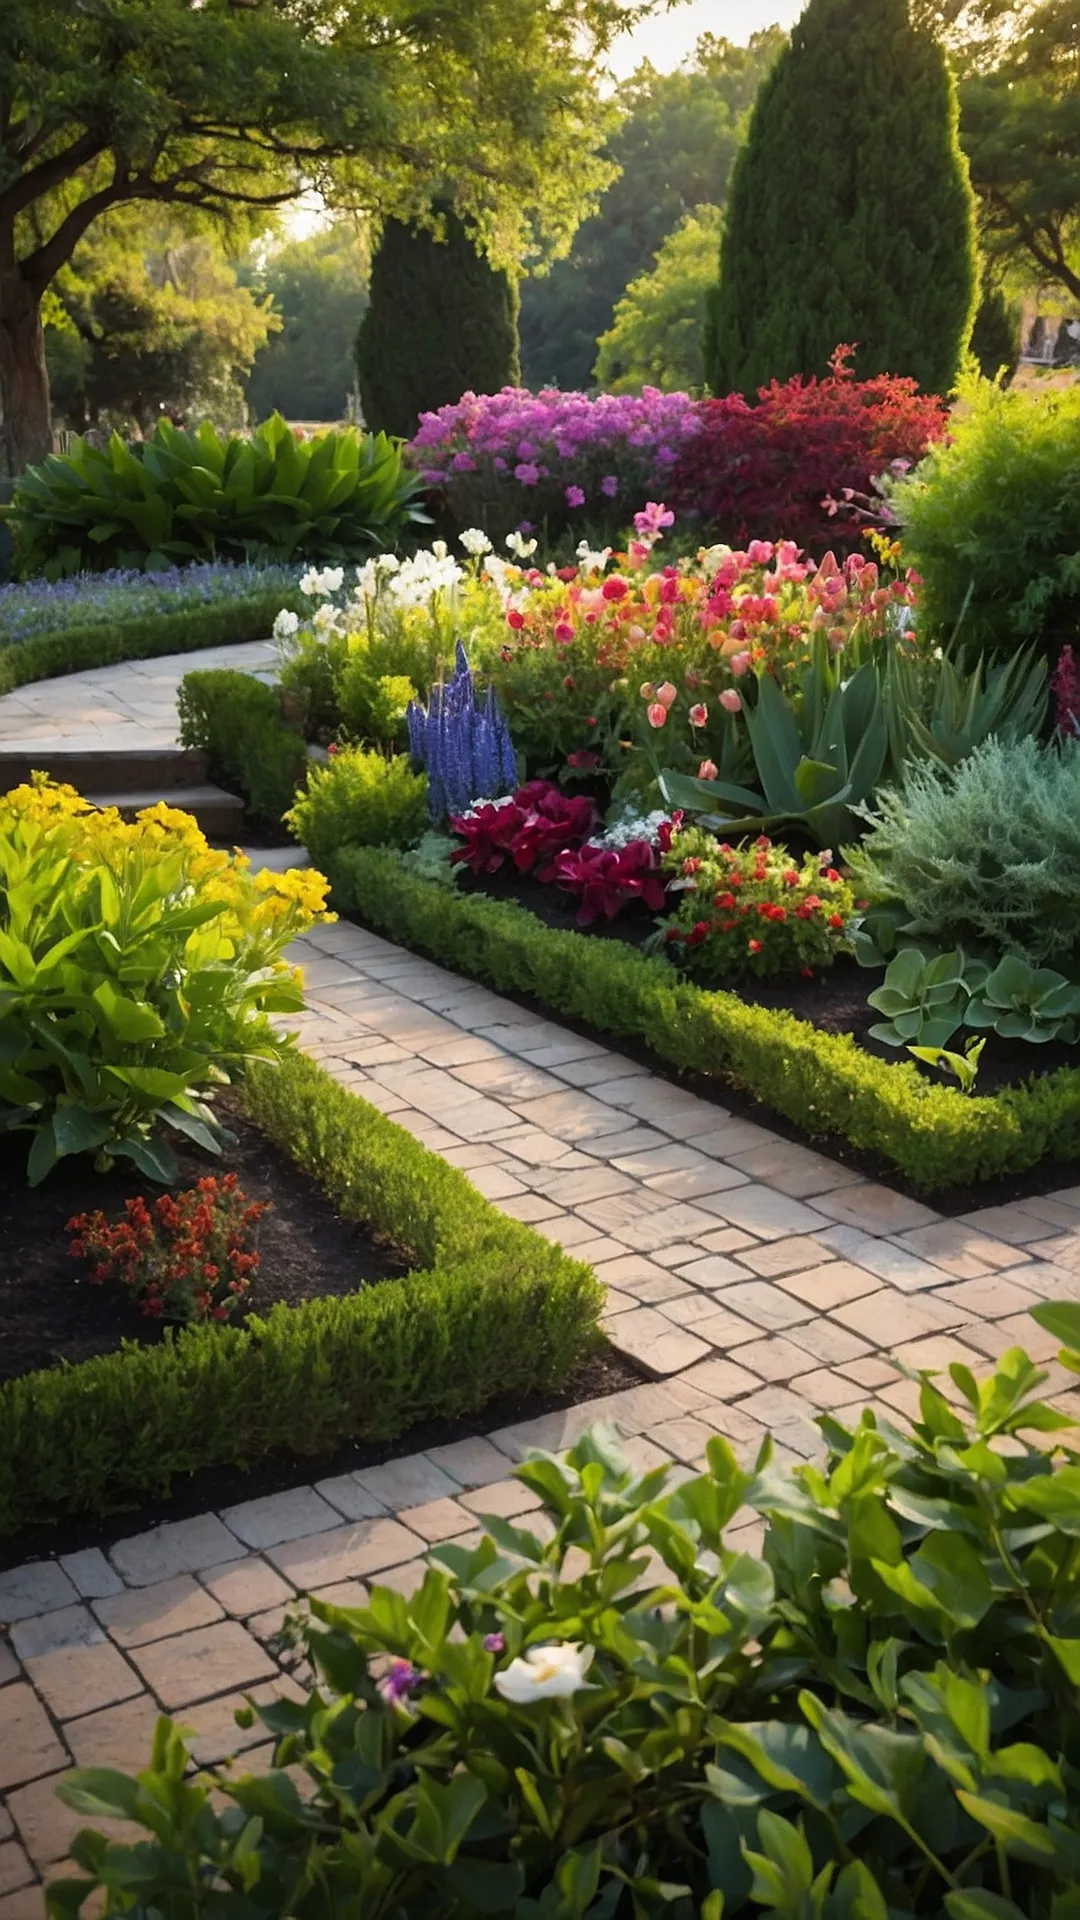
(0, 776), (332, 1184)
(54, 1302), (1080, 1919)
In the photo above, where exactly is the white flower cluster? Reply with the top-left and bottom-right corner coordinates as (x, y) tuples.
(298, 565), (344, 597)
(355, 543), (463, 609)
(589, 807), (671, 851)
(272, 608), (299, 643)
(459, 527), (493, 557)
(576, 539), (612, 575)
(505, 530), (538, 559)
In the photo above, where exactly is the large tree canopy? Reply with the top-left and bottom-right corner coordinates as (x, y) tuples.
(0, 0), (636, 470)
(519, 29), (785, 391)
(593, 204), (722, 393)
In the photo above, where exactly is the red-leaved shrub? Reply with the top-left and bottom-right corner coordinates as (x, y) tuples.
(450, 781), (598, 879)
(671, 347), (949, 555)
(554, 838), (671, 926)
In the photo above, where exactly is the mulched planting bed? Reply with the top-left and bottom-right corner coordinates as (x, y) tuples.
(0, 1101), (412, 1383)
(0, 1342), (643, 1574)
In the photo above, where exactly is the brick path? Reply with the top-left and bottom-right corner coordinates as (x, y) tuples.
(0, 640), (276, 754)
(3, 919), (1080, 1914)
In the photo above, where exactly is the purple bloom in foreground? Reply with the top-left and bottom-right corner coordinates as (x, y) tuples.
(484, 1633), (506, 1654)
(377, 1658), (422, 1708)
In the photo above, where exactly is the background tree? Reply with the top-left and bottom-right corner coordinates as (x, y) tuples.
(356, 207), (520, 440)
(243, 219), (370, 425)
(0, 0), (631, 473)
(705, 0), (978, 398)
(520, 29), (785, 391)
(44, 211), (276, 433)
(968, 268), (1022, 380)
(593, 204), (722, 392)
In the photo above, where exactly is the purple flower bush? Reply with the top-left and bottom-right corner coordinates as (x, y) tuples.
(407, 640), (518, 820)
(409, 387), (699, 543)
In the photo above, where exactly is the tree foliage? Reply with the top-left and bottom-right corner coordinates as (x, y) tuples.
(44, 211), (276, 434)
(356, 208), (520, 441)
(520, 30), (785, 392)
(243, 219), (370, 425)
(706, 0), (979, 398)
(0, 0), (633, 471)
(593, 204), (722, 393)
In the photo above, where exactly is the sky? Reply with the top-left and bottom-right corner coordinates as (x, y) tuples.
(608, 0), (802, 76)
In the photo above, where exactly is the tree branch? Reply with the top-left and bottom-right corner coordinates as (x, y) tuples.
(0, 128), (110, 226)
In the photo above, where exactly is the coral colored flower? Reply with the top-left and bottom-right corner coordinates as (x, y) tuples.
(748, 937), (763, 953)
(656, 681), (677, 709)
(829, 912), (845, 928)
(506, 608), (525, 630)
(647, 702), (667, 729)
(719, 689), (742, 713)
(698, 759), (718, 780)
(688, 702), (708, 727)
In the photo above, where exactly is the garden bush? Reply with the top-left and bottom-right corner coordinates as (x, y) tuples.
(408, 386), (698, 544)
(0, 1048), (600, 1536)
(890, 376), (1080, 663)
(2, 413), (427, 578)
(845, 735), (1080, 968)
(285, 747), (429, 867)
(0, 560), (300, 647)
(54, 1302), (1080, 1919)
(0, 777), (329, 1184)
(669, 348), (949, 554)
(660, 828), (855, 981)
(177, 668), (310, 824)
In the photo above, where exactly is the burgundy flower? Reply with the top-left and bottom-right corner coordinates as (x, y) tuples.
(555, 838), (670, 925)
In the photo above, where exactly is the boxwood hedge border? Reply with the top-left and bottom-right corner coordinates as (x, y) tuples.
(0, 1049), (601, 1540)
(330, 845), (1080, 1196)
(0, 586), (300, 697)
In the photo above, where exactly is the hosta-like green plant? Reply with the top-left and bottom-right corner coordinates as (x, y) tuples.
(660, 636), (889, 848)
(3, 414), (428, 578)
(966, 954), (1080, 1045)
(0, 778), (330, 1183)
(52, 1304), (1080, 1918)
(866, 945), (973, 1047)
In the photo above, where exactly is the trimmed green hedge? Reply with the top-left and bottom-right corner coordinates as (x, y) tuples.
(0, 588), (297, 696)
(0, 1049), (600, 1539)
(332, 846), (1080, 1193)
(178, 668), (309, 824)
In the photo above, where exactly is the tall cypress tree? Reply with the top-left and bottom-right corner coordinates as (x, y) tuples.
(705, 0), (977, 398)
(356, 206), (520, 439)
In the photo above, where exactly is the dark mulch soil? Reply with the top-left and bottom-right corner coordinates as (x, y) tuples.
(369, 872), (1080, 1213)
(0, 1102), (412, 1384)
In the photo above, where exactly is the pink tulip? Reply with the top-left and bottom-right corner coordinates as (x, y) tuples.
(656, 681), (677, 709)
(729, 650), (752, 677)
(688, 703), (708, 727)
(647, 703), (668, 729)
(720, 689), (742, 714)
(698, 759), (719, 780)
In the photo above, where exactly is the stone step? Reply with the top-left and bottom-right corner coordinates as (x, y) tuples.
(0, 745), (209, 795)
(85, 783), (245, 838)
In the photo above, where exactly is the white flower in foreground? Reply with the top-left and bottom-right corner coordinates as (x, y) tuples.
(272, 609), (299, 641)
(460, 527), (493, 556)
(312, 601), (343, 632)
(299, 565), (344, 597)
(575, 539), (612, 574)
(505, 530), (538, 559)
(375, 553), (400, 574)
(494, 1642), (595, 1705)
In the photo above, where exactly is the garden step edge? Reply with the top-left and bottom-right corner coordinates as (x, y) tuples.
(0, 745), (210, 794)
(83, 783), (244, 837)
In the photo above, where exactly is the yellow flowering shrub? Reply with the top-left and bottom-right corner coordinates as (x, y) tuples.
(0, 776), (332, 1184)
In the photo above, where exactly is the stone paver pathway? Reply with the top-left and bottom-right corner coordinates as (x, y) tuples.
(3, 891), (1080, 1913)
(0, 640), (276, 754)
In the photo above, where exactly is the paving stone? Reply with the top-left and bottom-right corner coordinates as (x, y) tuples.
(0, 1685), (68, 1790)
(958, 1311), (1062, 1362)
(695, 1188), (832, 1241)
(647, 1415), (722, 1467)
(955, 1203), (1062, 1246)
(9, 1606), (103, 1664)
(109, 1515), (245, 1587)
(644, 1161), (751, 1201)
(57, 1551), (123, 1602)
(673, 1355), (762, 1402)
(733, 1334), (817, 1383)
(603, 1306), (710, 1375)
(691, 1304), (768, 1350)
(422, 1436), (510, 1489)
(691, 1226), (761, 1257)
(352, 1456), (460, 1511)
(811, 1185), (940, 1236)
(460, 1479), (544, 1520)
(735, 1389), (824, 1459)
(94, 1576), (224, 1648)
(832, 1288), (969, 1344)
(571, 1236), (630, 1266)
(221, 1487), (340, 1551)
(131, 1621), (276, 1709)
(267, 1519), (425, 1590)
(658, 1290), (735, 1329)
(466, 1165), (528, 1200)
(777, 1260), (882, 1310)
(310, 1579), (369, 1612)
(505, 1090), (631, 1143)
(396, 1498), (474, 1543)
(927, 1273), (1046, 1320)
(892, 1221), (1031, 1280)
(63, 1692), (162, 1769)
(840, 1355), (901, 1390)
(999, 1258), (1080, 1301)
(0, 1644), (18, 1686)
(683, 1119), (781, 1157)
(24, 1641), (140, 1721)
(611, 1203), (723, 1252)
(312, 1474), (387, 1520)
(530, 1165), (633, 1205)
(496, 1193), (563, 1223)
(672, 1253), (751, 1291)
(591, 1256), (691, 1304)
(183, 1676), (306, 1767)
(892, 1334), (998, 1376)
(0, 1843), (32, 1899)
(793, 1368), (867, 1411)
(0, 1810), (12, 1844)
(531, 1212), (608, 1250)
(200, 1559), (295, 1620)
(723, 1141), (861, 1198)
(0, 1881), (43, 1918)
(619, 1434), (676, 1474)
(737, 1236), (837, 1278)
(574, 1188), (662, 1234)
(714, 1280), (815, 1332)
(787, 1317), (875, 1367)
(7, 1770), (142, 1870)
(0, 1565), (77, 1625)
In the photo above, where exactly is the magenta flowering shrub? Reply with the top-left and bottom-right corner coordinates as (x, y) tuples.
(408, 387), (699, 542)
(554, 833), (672, 926)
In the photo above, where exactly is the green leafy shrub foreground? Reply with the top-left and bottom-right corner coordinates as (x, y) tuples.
(332, 849), (1080, 1192)
(177, 670), (310, 826)
(0, 1049), (600, 1538)
(53, 1303), (1080, 1919)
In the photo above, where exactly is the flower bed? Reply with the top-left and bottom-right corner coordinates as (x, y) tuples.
(0, 1047), (601, 1539)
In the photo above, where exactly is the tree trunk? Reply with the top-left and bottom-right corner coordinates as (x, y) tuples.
(0, 259), (53, 475)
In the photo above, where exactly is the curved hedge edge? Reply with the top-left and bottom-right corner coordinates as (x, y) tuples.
(0, 1049), (601, 1540)
(0, 586), (301, 695)
(330, 846), (1080, 1194)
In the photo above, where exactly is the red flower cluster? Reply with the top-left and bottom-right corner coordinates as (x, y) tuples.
(554, 838), (669, 926)
(660, 830), (855, 984)
(669, 346), (948, 556)
(68, 1174), (267, 1326)
(449, 780), (597, 878)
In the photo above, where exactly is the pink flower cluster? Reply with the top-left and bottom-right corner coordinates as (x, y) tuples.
(555, 827), (674, 926)
(409, 387), (698, 532)
(450, 781), (597, 878)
